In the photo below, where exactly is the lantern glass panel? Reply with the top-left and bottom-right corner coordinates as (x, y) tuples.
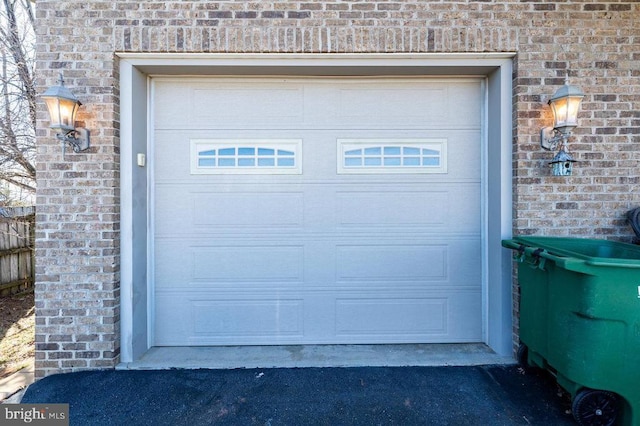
(43, 96), (78, 132)
(553, 96), (582, 130)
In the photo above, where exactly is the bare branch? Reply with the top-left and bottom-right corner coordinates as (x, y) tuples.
(0, 173), (34, 193)
(21, 0), (34, 28)
(0, 0), (35, 201)
(2, 0), (35, 127)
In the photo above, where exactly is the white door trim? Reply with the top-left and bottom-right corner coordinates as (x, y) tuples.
(119, 53), (514, 363)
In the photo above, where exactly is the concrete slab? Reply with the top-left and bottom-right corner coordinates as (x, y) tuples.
(118, 343), (514, 370)
(0, 362), (34, 403)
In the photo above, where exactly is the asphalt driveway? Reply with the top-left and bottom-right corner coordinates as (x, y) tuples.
(17, 365), (575, 425)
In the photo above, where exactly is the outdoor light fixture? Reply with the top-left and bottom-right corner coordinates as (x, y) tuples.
(540, 78), (584, 176)
(42, 74), (90, 154)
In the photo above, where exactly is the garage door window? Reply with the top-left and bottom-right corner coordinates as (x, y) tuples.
(191, 139), (302, 174)
(338, 139), (447, 174)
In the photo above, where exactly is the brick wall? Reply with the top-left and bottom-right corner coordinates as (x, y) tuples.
(35, 1), (640, 377)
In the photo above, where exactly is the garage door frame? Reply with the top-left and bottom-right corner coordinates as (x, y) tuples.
(118, 53), (515, 363)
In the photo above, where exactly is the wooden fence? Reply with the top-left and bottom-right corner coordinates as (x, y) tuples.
(0, 206), (35, 297)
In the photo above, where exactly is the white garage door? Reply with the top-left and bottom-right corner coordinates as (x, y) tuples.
(152, 77), (483, 346)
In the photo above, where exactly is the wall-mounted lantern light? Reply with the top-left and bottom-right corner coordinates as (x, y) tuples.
(540, 79), (584, 176)
(42, 74), (90, 154)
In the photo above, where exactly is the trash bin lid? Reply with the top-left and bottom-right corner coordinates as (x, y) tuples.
(507, 236), (640, 268)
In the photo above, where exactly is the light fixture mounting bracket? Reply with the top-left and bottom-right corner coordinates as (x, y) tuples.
(57, 128), (91, 154)
(540, 127), (569, 151)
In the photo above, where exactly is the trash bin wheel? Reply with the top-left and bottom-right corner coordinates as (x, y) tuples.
(516, 343), (529, 368)
(572, 388), (619, 426)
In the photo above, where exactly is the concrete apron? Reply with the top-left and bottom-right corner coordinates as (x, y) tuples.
(0, 362), (34, 403)
(117, 343), (514, 370)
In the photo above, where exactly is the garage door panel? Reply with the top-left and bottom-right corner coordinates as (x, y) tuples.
(191, 192), (304, 228)
(335, 298), (449, 336)
(191, 85), (305, 126)
(441, 132), (482, 177)
(335, 185), (480, 232)
(154, 133), (191, 178)
(304, 81), (480, 129)
(154, 294), (305, 346)
(155, 81), (306, 129)
(154, 186), (306, 235)
(155, 290), (481, 345)
(156, 184), (480, 236)
(334, 290), (481, 342)
(447, 82), (483, 126)
(155, 131), (480, 182)
(337, 86), (447, 124)
(152, 77), (484, 346)
(191, 246), (305, 282)
(153, 83), (192, 128)
(191, 299), (304, 338)
(155, 241), (305, 289)
(335, 239), (481, 287)
(337, 191), (450, 228)
(155, 79), (482, 131)
(156, 238), (479, 291)
(336, 244), (446, 282)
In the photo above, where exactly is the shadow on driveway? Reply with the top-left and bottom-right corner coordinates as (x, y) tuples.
(20, 365), (575, 425)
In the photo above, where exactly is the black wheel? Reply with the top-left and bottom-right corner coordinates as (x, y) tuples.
(572, 389), (620, 426)
(516, 343), (529, 368)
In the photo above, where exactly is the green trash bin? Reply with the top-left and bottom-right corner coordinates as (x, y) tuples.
(502, 236), (640, 426)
